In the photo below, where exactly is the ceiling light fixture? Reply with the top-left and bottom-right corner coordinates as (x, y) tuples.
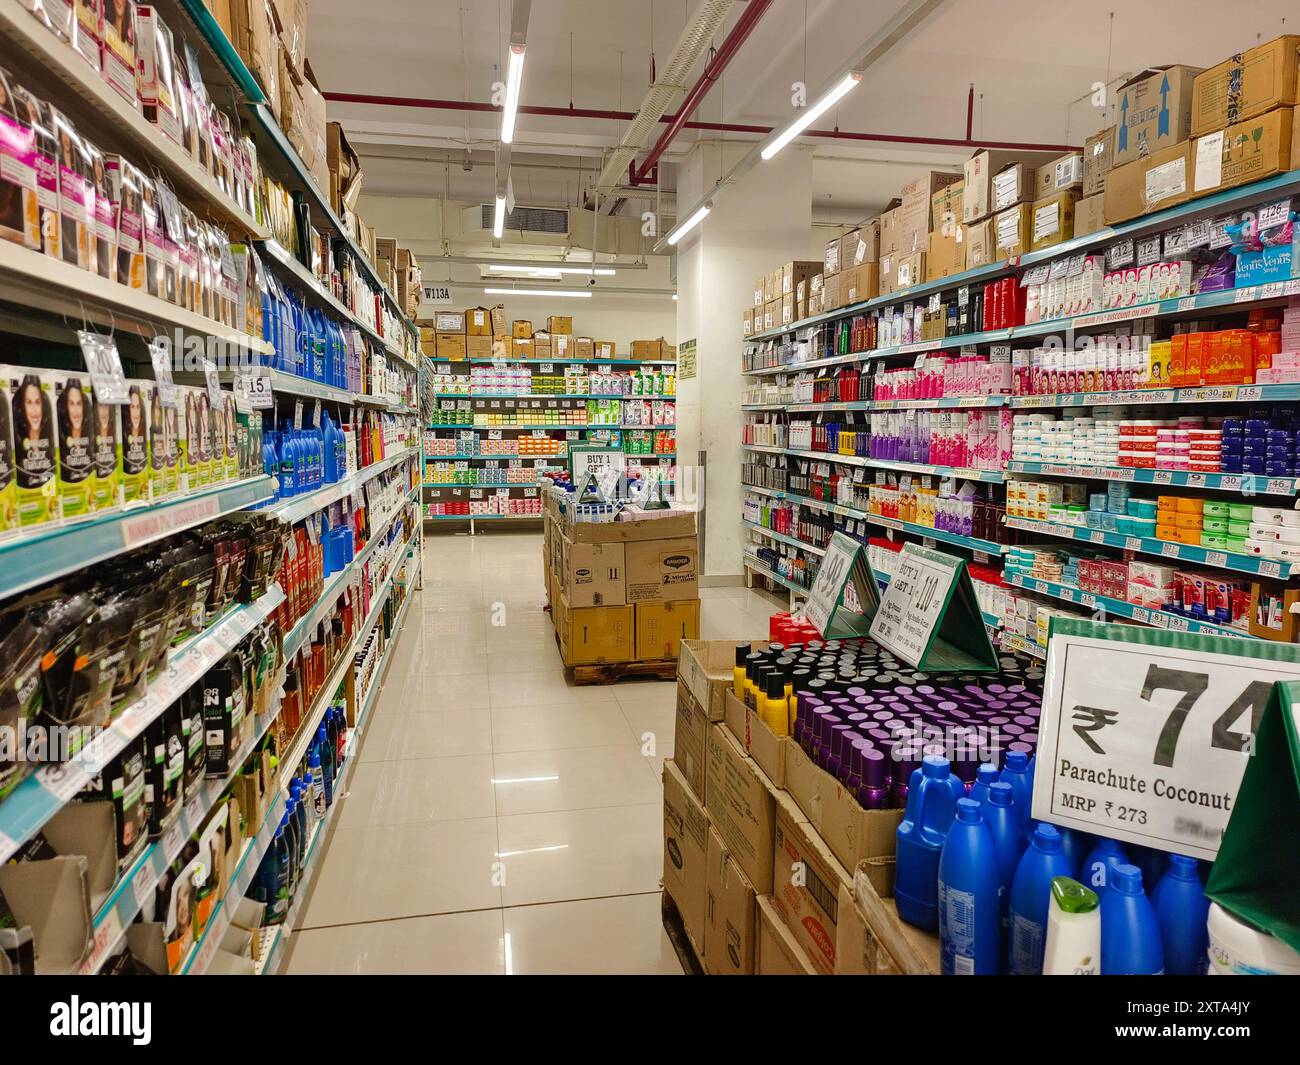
(482, 264), (616, 276)
(483, 287), (592, 298)
(761, 71), (862, 160)
(665, 200), (711, 245)
(501, 43), (526, 144)
(492, 196), (506, 239)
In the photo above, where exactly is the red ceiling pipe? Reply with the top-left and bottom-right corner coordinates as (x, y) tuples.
(629, 0), (775, 186)
(321, 91), (1080, 152)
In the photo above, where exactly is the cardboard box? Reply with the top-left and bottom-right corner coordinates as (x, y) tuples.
(465, 335), (493, 359)
(674, 679), (710, 801)
(436, 333), (466, 360)
(1191, 36), (1300, 137)
(465, 306), (492, 335)
(635, 599), (700, 661)
(1033, 153), (1084, 199)
(764, 298), (782, 331)
(756, 893), (819, 974)
(767, 268), (783, 303)
(723, 689), (788, 788)
(782, 260), (820, 296)
(930, 179), (964, 234)
(819, 274), (842, 310)
(625, 536), (699, 603)
(780, 293), (795, 326)
(988, 161), (1037, 216)
(840, 262), (879, 304)
(228, 0), (281, 112)
(742, 308), (754, 336)
(1074, 192), (1107, 237)
(846, 865), (942, 975)
(325, 121), (362, 218)
(631, 338), (673, 359)
(993, 202), (1033, 258)
(555, 596), (634, 665)
(532, 334), (553, 359)
(879, 207), (900, 255)
(705, 725), (777, 892)
(823, 237), (841, 277)
(897, 170), (962, 255)
(546, 315), (573, 335)
(490, 306), (507, 335)
(839, 219), (880, 267)
(593, 340), (616, 358)
(574, 337), (594, 358)
(662, 760), (709, 958)
(753, 276), (765, 307)
(1191, 108), (1296, 197)
(1113, 66), (1202, 164)
(704, 827), (757, 975)
(771, 805), (853, 975)
(1030, 190), (1079, 251)
(271, 0), (305, 75)
(964, 217), (997, 269)
(511, 338), (535, 358)
(782, 739), (905, 890)
(1083, 126), (1115, 195)
(925, 228), (966, 281)
(1103, 140), (1193, 224)
(893, 251), (925, 291)
(678, 639), (758, 727)
(433, 310), (464, 333)
(963, 149), (1056, 222)
(562, 538), (625, 608)
(565, 510), (697, 544)
(511, 320), (533, 339)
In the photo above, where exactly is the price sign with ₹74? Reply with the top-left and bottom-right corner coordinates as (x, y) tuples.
(1033, 618), (1300, 860)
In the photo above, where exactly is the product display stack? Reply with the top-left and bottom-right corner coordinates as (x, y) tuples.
(0, 0), (426, 977)
(423, 310), (677, 531)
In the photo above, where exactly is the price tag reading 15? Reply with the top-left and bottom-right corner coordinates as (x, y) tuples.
(1033, 621), (1300, 859)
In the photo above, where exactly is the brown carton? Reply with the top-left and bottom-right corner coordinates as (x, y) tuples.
(1190, 108), (1296, 198)
(841, 263), (880, 304)
(780, 293), (795, 326)
(1074, 192), (1107, 237)
(555, 596), (633, 665)
(782, 260), (821, 296)
(561, 538), (625, 608)
(574, 337), (594, 358)
(634, 599), (700, 661)
(1033, 153), (1084, 200)
(753, 276), (765, 307)
(510, 337), (535, 358)
(673, 679), (710, 801)
(490, 305), (507, 335)
(511, 319), (533, 339)
(846, 865), (942, 975)
(631, 338), (667, 359)
(771, 805), (854, 975)
(566, 509), (697, 543)
(930, 179), (965, 234)
(964, 217), (997, 269)
(678, 639), (761, 726)
(625, 536), (699, 602)
(723, 689), (788, 787)
(879, 206), (900, 254)
(993, 202), (1034, 258)
(465, 306), (492, 335)
(703, 827), (757, 975)
(704, 725), (777, 892)
(532, 333), (553, 359)
(897, 170), (962, 255)
(1030, 189), (1080, 251)
(820, 274), (842, 311)
(1103, 140), (1193, 224)
(839, 219), (880, 267)
(893, 251), (926, 292)
(593, 340), (616, 359)
(963, 149), (1056, 222)
(1191, 36), (1300, 137)
(1113, 66), (1202, 164)
(823, 236), (841, 277)
(756, 893), (819, 974)
(925, 228), (966, 281)
(1083, 127), (1115, 195)
(546, 315), (573, 335)
(764, 297), (782, 329)
(436, 333), (466, 360)
(662, 760), (709, 957)
(465, 335), (493, 358)
(742, 308), (754, 336)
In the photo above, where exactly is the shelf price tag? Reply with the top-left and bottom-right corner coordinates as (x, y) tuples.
(201, 356), (225, 411)
(1105, 239), (1135, 270)
(1257, 198), (1291, 231)
(1135, 236), (1162, 266)
(149, 337), (179, 408)
(1034, 618), (1300, 859)
(79, 331), (129, 404)
(233, 370), (274, 412)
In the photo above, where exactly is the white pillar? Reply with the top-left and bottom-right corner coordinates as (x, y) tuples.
(675, 141), (819, 580)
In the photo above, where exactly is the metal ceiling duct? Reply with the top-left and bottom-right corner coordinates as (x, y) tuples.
(589, 0), (736, 202)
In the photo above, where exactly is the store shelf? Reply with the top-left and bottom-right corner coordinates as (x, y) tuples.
(424, 513), (542, 521)
(740, 443), (1004, 483)
(0, 475), (274, 600)
(1005, 460), (1298, 496)
(742, 520), (828, 557)
(425, 356), (677, 366)
(0, 584), (286, 864)
(742, 553), (812, 597)
(742, 402), (790, 411)
(621, 424), (675, 430)
(1008, 382), (1300, 409)
(258, 239), (392, 351)
(1004, 572), (1250, 640)
(999, 632), (1047, 660)
(222, 366), (353, 405)
(0, 0), (268, 238)
(432, 393), (639, 400)
(787, 395), (1008, 413)
(0, 238), (275, 349)
(423, 482), (540, 489)
(270, 446), (417, 525)
(1005, 516), (1296, 578)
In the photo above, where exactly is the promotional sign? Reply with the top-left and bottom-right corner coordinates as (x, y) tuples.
(803, 531), (880, 638)
(868, 543), (998, 671)
(1033, 618), (1300, 860)
(568, 444), (626, 487)
(678, 338), (697, 380)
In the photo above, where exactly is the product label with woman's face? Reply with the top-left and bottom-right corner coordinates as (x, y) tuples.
(11, 374), (56, 526)
(0, 66), (42, 250)
(57, 376), (95, 518)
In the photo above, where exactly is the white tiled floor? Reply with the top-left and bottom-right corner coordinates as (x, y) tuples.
(283, 529), (786, 975)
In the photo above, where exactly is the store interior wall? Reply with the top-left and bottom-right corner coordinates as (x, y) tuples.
(675, 142), (822, 580)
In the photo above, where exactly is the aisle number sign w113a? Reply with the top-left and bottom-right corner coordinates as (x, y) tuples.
(1033, 618), (1300, 860)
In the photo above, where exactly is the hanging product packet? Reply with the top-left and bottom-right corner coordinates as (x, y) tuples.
(49, 106), (93, 271)
(0, 369), (14, 532)
(0, 607), (45, 799)
(53, 372), (95, 521)
(70, 0), (103, 72)
(26, 95), (61, 259)
(105, 153), (145, 288)
(86, 140), (116, 282)
(101, 0), (139, 105)
(0, 66), (43, 251)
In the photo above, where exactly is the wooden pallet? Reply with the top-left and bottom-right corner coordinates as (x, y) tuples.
(567, 656), (678, 686)
(660, 892), (705, 975)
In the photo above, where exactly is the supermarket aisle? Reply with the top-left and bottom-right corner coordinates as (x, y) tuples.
(282, 530), (785, 974)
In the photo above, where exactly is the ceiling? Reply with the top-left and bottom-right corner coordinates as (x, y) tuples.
(306, 0), (1296, 217)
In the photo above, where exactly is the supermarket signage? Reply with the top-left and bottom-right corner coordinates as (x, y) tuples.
(79, 330), (129, 404)
(678, 339), (697, 380)
(868, 543), (998, 672)
(568, 443), (625, 487)
(1033, 618), (1300, 860)
(422, 284), (453, 305)
(233, 369), (273, 412)
(148, 337), (179, 408)
(802, 532), (880, 638)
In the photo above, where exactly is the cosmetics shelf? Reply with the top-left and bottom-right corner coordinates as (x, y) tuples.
(0, 239), (275, 352)
(1005, 516), (1297, 578)
(423, 482), (542, 489)
(1007, 382), (1300, 409)
(278, 638), (356, 797)
(742, 521), (828, 557)
(80, 691), (288, 974)
(1005, 460), (1299, 497)
(0, 583), (286, 864)
(787, 395), (1009, 413)
(998, 632), (1047, 660)
(1004, 572), (1251, 641)
(424, 512), (543, 521)
(741, 443), (1005, 484)
(0, 475), (275, 600)
(425, 356), (677, 366)
(222, 367), (353, 406)
(746, 168), (1300, 345)
(741, 552), (812, 598)
(269, 446), (417, 526)
(0, 0), (268, 239)
(432, 393), (638, 400)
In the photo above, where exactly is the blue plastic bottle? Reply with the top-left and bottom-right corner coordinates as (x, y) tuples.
(969, 763), (1000, 808)
(999, 750), (1034, 834)
(895, 754), (966, 931)
(1009, 823), (1075, 974)
(1083, 836), (1129, 893)
(1152, 854), (1209, 975)
(1056, 825), (1091, 879)
(938, 798), (1002, 975)
(319, 723), (335, 805)
(1132, 845), (1169, 893)
(1101, 863), (1163, 974)
(278, 423), (297, 495)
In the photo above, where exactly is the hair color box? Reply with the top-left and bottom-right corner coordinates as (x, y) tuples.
(6, 365), (58, 528)
(53, 371), (95, 520)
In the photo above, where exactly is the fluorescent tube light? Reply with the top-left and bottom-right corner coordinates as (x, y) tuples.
(493, 196), (506, 239)
(501, 45), (526, 144)
(761, 71), (862, 160)
(665, 201), (711, 245)
(483, 288), (592, 298)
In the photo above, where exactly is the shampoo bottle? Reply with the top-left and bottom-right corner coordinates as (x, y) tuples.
(1083, 836), (1129, 893)
(938, 798), (1002, 974)
(1009, 823), (1074, 975)
(1042, 876), (1100, 974)
(999, 749), (1033, 834)
(1152, 854), (1209, 975)
(1100, 863), (1164, 974)
(969, 762), (1000, 808)
(896, 754), (966, 932)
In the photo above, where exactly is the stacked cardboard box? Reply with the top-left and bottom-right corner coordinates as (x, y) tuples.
(376, 240), (422, 317)
(663, 640), (941, 975)
(418, 305), (505, 359)
(545, 504), (700, 667)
